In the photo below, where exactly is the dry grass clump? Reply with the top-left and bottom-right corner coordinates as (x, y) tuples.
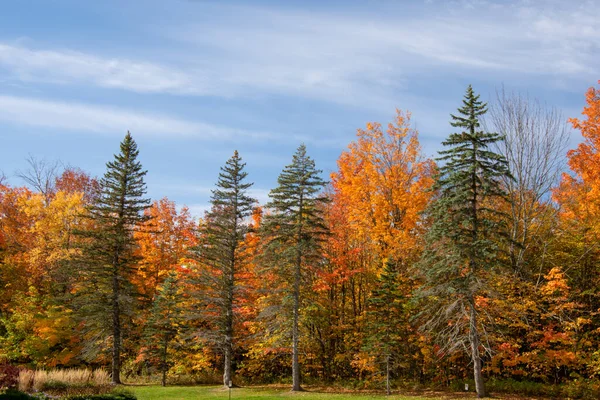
(18, 368), (111, 394)
(18, 369), (34, 392)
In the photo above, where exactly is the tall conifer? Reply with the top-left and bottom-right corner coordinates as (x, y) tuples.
(417, 86), (511, 398)
(193, 150), (256, 388)
(75, 132), (150, 384)
(260, 144), (328, 391)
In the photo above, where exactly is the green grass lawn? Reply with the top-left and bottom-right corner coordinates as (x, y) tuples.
(127, 385), (453, 400)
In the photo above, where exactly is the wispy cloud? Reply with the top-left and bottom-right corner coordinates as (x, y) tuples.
(0, 95), (274, 140)
(0, 43), (203, 95)
(179, 203), (209, 220)
(152, 183), (271, 204)
(174, 187), (271, 220)
(168, 0), (599, 98)
(1, 1), (597, 109)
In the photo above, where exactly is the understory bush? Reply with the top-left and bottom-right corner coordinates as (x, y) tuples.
(0, 389), (51, 399)
(0, 388), (136, 400)
(0, 364), (20, 390)
(65, 388), (136, 400)
(450, 378), (600, 399)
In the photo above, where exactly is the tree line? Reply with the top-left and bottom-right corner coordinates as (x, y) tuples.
(1, 82), (599, 398)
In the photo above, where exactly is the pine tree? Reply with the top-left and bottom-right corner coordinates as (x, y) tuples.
(193, 150), (256, 388)
(143, 271), (183, 387)
(416, 86), (511, 398)
(74, 132), (150, 384)
(260, 144), (329, 391)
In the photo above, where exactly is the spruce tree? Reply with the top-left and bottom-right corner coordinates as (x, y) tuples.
(416, 86), (511, 398)
(193, 150), (256, 388)
(260, 144), (328, 391)
(143, 271), (182, 387)
(364, 260), (406, 395)
(75, 132), (150, 384)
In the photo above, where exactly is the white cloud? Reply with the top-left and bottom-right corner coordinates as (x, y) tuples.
(1, 1), (598, 109)
(171, 1), (599, 94)
(0, 95), (273, 140)
(0, 43), (204, 95)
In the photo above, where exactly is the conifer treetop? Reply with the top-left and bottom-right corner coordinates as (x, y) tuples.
(210, 150), (255, 218)
(95, 131), (151, 225)
(267, 144), (327, 212)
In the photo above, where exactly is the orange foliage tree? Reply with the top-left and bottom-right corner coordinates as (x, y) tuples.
(554, 81), (600, 303)
(134, 198), (197, 302)
(553, 80), (600, 379)
(331, 110), (435, 267)
(315, 110), (435, 382)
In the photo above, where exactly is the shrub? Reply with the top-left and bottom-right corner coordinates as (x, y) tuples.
(562, 379), (600, 399)
(0, 389), (51, 399)
(485, 378), (600, 399)
(66, 388), (136, 400)
(0, 364), (20, 389)
(39, 380), (68, 391)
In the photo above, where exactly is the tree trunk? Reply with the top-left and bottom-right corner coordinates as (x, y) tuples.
(386, 354), (391, 395)
(161, 337), (168, 387)
(292, 260), (302, 391)
(292, 197), (303, 392)
(112, 267), (121, 385)
(223, 321), (232, 388)
(223, 265), (234, 388)
(470, 303), (486, 398)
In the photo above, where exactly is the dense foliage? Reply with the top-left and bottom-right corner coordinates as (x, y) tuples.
(1, 82), (600, 398)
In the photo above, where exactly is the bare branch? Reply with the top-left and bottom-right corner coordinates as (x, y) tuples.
(15, 155), (61, 202)
(485, 86), (570, 275)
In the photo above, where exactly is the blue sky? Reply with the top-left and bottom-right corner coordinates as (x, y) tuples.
(1, 0), (598, 216)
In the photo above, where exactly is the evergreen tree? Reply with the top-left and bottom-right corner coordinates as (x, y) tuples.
(193, 150), (256, 388)
(364, 260), (406, 395)
(74, 132), (150, 384)
(416, 86), (511, 398)
(143, 271), (183, 387)
(260, 144), (329, 391)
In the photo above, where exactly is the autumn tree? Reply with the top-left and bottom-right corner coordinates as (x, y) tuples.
(553, 80), (600, 363)
(193, 150), (256, 388)
(134, 198), (196, 303)
(0, 184), (36, 311)
(0, 168), (98, 367)
(331, 110), (434, 266)
(74, 132), (150, 384)
(55, 166), (100, 203)
(323, 111), (434, 382)
(260, 144), (328, 391)
(306, 192), (368, 381)
(417, 86), (512, 398)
